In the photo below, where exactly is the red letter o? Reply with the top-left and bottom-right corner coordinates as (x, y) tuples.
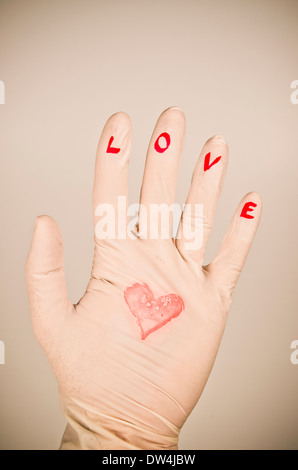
(154, 132), (171, 153)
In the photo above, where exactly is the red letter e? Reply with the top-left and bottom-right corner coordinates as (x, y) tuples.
(240, 201), (257, 219)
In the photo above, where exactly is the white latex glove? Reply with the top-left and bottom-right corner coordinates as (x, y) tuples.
(26, 107), (262, 450)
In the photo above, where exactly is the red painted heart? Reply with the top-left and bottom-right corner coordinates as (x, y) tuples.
(124, 283), (185, 339)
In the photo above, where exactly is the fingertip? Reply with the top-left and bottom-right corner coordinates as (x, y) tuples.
(27, 215), (64, 275)
(107, 111), (132, 124)
(33, 215), (61, 239)
(207, 134), (227, 145)
(239, 192), (263, 219)
(103, 112), (132, 139)
(95, 110), (132, 167)
(161, 106), (186, 124)
(243, 191), (263, 206)
(35, 214), (57, 226)
(203, 134), (229, 160)
(30, 215), (63, 256)
(163, 105), (183, 113)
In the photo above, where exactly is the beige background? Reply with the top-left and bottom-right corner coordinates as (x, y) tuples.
(0, 0), (297, 449)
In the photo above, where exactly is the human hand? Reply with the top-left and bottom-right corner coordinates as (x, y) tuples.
(25, 107), (262, 450)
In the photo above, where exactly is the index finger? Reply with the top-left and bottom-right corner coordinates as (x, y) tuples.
(93, 112), (132, 231)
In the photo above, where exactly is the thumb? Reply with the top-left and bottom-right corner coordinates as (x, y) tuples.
(25, 216), (73, 345)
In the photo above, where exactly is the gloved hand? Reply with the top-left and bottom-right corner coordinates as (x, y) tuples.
(25, 107), (262, 450)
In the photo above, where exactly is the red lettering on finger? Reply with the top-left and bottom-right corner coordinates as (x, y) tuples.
(106, 136), (121, 154)
(154, 132), (171, 153)
(204, 152), (221, 171)
(240, 201), (257, 219)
